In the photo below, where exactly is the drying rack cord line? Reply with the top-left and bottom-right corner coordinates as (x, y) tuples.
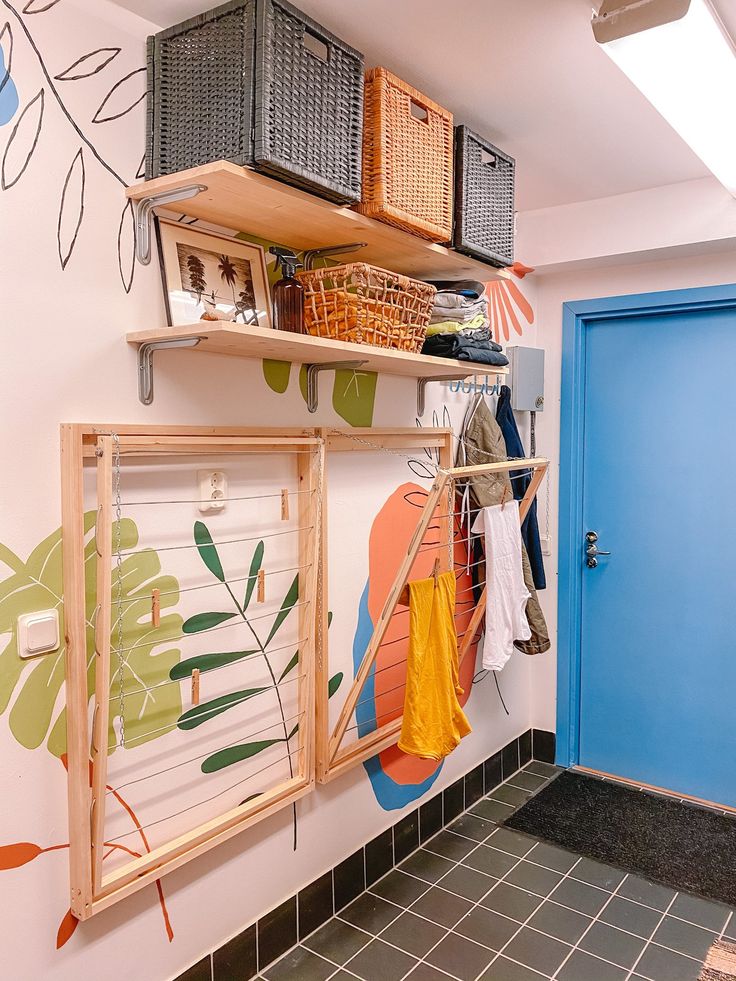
(118, 525), (313, 556)
(107, 710), (306, 794)
(118, 489), (313, 507)
(343, 624), (482, 735)
(108, 672), (305, 750)
(105, 745), (304, 842)
(111, 600), (310, 656)
(112, 563), (312, 607)
(107, 638), (307, 701)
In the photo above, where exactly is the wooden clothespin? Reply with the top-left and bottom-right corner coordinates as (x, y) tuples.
(432, 557), (440, 586)
(151, 588), (160, 627)
(191, 668), (200, 706)
(257, 568), (266, 603)
(500, 485), (510, 511)
(281, 488), (289, 521)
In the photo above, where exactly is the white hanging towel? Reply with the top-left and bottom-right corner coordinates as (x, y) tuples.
(471, 500), (531, 670)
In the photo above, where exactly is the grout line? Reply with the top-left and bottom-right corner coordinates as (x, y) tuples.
(548, 873), (629, 979)
(622, 892), (679, 981)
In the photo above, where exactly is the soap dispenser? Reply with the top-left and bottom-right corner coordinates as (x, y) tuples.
(269, 247), (305, 334)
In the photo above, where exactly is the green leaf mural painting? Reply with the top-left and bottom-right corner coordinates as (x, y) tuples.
(173, 521), (343, 845)
(0, 513), (182, 756)
(0, 514), (181, 947)
(0, 513), (340, 945)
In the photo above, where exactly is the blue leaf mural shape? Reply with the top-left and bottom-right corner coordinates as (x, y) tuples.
(0, 26), (18, 126)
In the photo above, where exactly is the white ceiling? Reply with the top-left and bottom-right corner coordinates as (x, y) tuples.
(120, 0), (736, 211)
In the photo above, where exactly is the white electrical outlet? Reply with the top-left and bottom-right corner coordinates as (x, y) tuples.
(198, 470), (227, 512)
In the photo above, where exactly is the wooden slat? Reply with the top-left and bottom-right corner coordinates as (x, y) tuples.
(126, 322), (510, 382)
(125, 161), (507, 282)
(90, 437), (113, 894)
(60, 424), (93, 919)
(96, 776), (311, 907)
(315, 431), (331, 783)
(296, 445), (322, 783)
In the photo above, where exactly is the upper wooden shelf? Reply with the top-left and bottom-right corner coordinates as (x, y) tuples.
(126, 322), (508, 413)
(126, 161), (508, 282)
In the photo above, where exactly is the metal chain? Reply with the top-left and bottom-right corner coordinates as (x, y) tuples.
(112, 432), (126, 749)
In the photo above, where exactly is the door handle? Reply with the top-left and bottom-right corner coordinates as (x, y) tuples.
(585, 531), (611, 568)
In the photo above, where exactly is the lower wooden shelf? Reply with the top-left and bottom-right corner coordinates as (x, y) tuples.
(126, 322), (509, 413)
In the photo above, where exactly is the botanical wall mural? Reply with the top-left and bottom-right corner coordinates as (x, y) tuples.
(0, 0), (141, 292)
(0, 514), (181, 949)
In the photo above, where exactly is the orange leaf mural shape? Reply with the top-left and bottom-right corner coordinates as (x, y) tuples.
(353, 483), (479, 808)
(0, 842), (43, 869)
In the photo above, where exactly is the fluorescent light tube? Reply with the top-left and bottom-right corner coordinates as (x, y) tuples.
(600, 0), (736, 195)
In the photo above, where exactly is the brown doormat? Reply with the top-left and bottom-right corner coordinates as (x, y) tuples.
(699, 939), (736, 980)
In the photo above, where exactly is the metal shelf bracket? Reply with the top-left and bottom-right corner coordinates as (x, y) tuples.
(417, 374), (470, 417)
(305, 361), (368, 413)
(137, 337), (204, 405)
(133, 184), (209, 264)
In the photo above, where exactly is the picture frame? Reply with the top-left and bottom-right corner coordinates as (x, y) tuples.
(155, 217), (272, 329)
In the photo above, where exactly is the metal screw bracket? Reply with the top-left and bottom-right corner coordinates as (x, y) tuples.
(137, 337), (203, 405)
(133, 184), (208, 264)
(305, 361), (368, 413)
(417, 374), (471, 417)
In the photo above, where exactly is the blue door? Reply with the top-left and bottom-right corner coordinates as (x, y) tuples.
(577, 301), (736, 806)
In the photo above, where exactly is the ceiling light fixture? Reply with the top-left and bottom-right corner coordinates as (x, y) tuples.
(593, 0), (736, 195)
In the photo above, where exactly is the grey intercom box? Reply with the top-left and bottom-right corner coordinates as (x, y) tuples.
(507, 346), (545, 411)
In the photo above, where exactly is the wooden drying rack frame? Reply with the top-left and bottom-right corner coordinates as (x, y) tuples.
(61, 424), (323, 920)
(318, 456), (549, 784)
(61, 424), (547, 918)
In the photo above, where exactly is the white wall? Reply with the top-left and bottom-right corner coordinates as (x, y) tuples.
(0, 2), (537, 979)
(530, 248), (736, 734)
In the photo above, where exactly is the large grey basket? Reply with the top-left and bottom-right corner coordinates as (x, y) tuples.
(453, 126), (515, 268)
(146, 0), (364, 204)
(146, 0), (257, 180)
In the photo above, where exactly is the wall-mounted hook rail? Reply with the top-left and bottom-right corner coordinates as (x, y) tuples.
(417, 374), (470, 417)
(133, 184), (209, 264)
(305, 361), (368, 413)
(137, 337), (204, 404)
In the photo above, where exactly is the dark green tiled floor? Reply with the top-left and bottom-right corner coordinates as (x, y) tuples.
(260, 763), (734, 980)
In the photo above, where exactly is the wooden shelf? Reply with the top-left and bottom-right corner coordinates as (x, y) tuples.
(126, 322), (508, 413)
(127, 322), (508, 378)
(126, 161), (508, 282)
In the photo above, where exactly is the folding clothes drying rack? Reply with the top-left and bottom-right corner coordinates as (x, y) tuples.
(317, 455), (549, 783)
(60, 424), (547, 918)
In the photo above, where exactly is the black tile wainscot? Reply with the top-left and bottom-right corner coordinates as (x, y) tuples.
(173, 730), (551, 981)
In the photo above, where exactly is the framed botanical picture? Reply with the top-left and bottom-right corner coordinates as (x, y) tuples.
(155, 218), (272, 328)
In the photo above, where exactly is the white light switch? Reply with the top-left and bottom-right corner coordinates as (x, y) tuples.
(18, 610), (60, 659)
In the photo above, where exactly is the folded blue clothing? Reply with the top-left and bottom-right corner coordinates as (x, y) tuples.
(422, 333), (509, 365)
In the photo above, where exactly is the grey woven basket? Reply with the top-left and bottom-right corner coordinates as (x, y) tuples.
(147, 0), (257, 180)
(254, 0), (363, 203)
(147, 0), (364, 204)
(453, 126), (515, 268)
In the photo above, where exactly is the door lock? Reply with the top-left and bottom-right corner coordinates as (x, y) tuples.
(585, 530), (611, 568)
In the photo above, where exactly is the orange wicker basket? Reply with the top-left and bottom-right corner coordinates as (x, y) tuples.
(298, 262), (436, 353)
(357, 67), (453, 242)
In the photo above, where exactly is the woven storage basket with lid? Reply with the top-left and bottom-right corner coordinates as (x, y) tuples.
(298, 263), (436, 353)
(357, 67), (453, 242)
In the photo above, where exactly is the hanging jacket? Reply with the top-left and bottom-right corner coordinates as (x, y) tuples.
(457, 396), (550, 656)
(495, 386), (546, 590)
